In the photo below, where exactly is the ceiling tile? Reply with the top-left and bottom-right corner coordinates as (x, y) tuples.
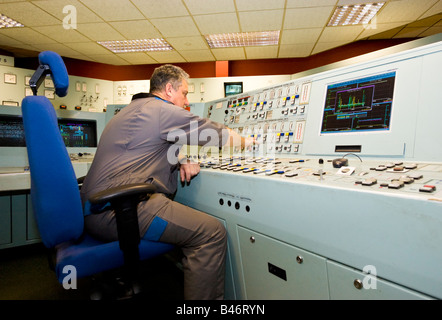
(406, 14), (442, 27)
(318, 25), (365, 42)
(236, 0), (285, 11)
(376, 0), (439, 24)
(64, 41), (111, 55)
(358, 22), (406, 39)
(420, 1), (442, 19)
(194, 13), (240, 35)
(284, 6), (334, 29)
(32, 25), (91, 43)
(312, 40), (349, 55)
(239, 10), (284, 32)
(31, 0), (103, 23)
(286, 0), (337, 8)
(337, 0), (379, 5)
(184, 0), (235, 14)
(31, 42), (82, 57)
(180, 49), (215, 62)
(88, 53), (130, 65)
(1, 44), (39, 55)
(394, 27), (431, 38)
(0, 27), (57, 45)
(78, 0), (144, 21)
(76, 22), (124, 41)
(366, 27), (402, 39)
(211, 47), (246, 60)
(109, 20), (162, 39)
(167, 36), (208, 51)
(131, 0), (189, 18)
(418, 26), (442, 36)
(279, 43), (315, 57)
(150, 16), (200, 37)
(281, 28), (323, 44)
(245, 45), (278, 59)
(0, 0), (438, 65)
(116, 52), (158, 64)
(147, 50), (186, 63)
(0, 33), (25, 47)
(0, 2), (61, 26)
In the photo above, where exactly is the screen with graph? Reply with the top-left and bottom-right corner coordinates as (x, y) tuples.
(320, 71), (396, 134)
(58, 118), (97, 148)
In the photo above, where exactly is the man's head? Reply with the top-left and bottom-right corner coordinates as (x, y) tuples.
(149, 64), (190, 108)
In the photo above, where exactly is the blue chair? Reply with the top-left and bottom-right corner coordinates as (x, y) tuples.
(21, 51), (174, 298)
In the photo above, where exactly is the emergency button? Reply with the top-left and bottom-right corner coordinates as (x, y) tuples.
(419, 185), (436, 193)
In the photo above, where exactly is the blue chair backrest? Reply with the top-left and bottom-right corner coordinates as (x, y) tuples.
(22, 51), (83, 248)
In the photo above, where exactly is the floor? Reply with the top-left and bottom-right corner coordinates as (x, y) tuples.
(0, 243), (184, 300)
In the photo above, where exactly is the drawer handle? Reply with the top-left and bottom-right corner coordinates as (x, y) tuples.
(354, 279), (363, 290)
(296, 255), (303, 264)
(250, 236), (255, 243)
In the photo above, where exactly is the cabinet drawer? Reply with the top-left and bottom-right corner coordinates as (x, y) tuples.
(327, 261), (433, 300)
(0, 196), (11, 245)
(238, 226), (329, 299)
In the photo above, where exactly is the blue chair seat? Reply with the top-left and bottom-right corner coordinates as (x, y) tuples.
(55, 235), (173, 282)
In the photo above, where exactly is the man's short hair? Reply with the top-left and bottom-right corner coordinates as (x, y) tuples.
(149, 64), (189, 93)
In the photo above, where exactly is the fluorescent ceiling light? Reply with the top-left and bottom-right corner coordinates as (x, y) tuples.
(205, 31), (280, 48)
(327, 2), (385, 26)
(97, 39), (173, 53)
(0, 13), (24, 28)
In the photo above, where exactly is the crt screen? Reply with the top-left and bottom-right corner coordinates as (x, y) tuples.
(321, 71), (396, 134)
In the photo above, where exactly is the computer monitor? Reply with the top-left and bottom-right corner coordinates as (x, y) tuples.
(224, 82), (243, 97)
(320, 71), (396, 134)
(58, 118), (97, 148)
(0, 115), (26, 147)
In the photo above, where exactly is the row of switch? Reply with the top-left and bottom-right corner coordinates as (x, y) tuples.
(200, 157), (437, 194)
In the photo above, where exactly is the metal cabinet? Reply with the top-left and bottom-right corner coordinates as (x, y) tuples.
(237, 226), (329, 299)
(327, 261), (432, 300)
(0, 196), (11, 245)
(0, 193), (40, 249)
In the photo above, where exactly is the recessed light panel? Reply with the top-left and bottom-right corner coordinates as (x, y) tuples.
(97, 39), (173, 53)
(205, 31), (280, 48)
(328, 2), (385, 26)
(0, 13), (24, 28)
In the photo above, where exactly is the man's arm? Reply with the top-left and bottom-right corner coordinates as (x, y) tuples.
(223, 128), (256, 149)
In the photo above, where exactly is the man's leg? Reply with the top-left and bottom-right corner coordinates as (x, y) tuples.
(140, 193), (227, 300)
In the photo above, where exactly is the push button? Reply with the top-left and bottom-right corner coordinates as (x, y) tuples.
(362, 178), (377, 186)
(419, 185), (436, 193)
(388, 180), (404, 189)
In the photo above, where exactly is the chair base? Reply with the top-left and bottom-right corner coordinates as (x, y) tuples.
(89, 270), (143, 300)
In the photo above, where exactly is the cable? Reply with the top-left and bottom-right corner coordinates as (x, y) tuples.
(342, 153), (362, 162)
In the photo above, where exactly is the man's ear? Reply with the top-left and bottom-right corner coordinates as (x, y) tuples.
(165, 82), (173, 97)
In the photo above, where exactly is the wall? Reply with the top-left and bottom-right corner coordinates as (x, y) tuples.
(0, 64), (114, 112)
(113, 74), (290, 105)
(0, 63), (288, 109)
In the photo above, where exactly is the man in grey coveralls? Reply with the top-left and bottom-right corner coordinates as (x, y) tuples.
(80, 65), (253, 300)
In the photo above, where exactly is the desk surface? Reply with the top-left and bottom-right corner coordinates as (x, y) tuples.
(0, 162), (92, 193)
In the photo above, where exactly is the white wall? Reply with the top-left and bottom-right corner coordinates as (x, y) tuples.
(113, 74), (291, 105)
(0, 64), (114, 112)
(0, 62), (289, 110)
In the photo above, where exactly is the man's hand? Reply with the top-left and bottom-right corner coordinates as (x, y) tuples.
(180, 161), (200, 183)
